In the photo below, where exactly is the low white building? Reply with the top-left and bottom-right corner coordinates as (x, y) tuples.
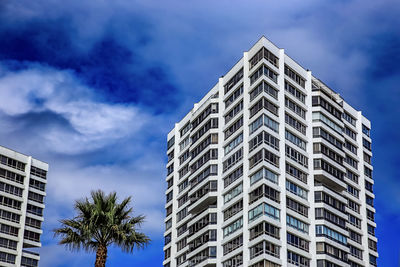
(0, 145), (48, 267)
(163, 36), (378, 267)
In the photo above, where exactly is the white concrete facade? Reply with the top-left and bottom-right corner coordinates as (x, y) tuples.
(0, 145), (48, 267)
(163, 36), (378, 267)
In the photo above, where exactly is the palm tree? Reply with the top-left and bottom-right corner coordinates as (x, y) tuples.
(54, 190), (150, 267)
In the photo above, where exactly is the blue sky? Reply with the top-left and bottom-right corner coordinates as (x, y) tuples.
(0, 0), (399, 266)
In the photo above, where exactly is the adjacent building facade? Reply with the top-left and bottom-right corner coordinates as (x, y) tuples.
(0, 145), (48, 266)
(164, 37), (378, 267)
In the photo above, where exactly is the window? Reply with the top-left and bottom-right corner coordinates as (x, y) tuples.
(0, 196), (21, 210)
(313, 127), (343, 149)
(285, 130), (306, 150)
(287, 215), (309, 233)
(284, 65), (305, 88)
(188, 213), (217, 234)
(28, 191), (45, 204)
(224, 133), (243, 156)
(249, 131), (279, 152)
(316, 242), (348, 262)
(250, 97), (278, 118)
(285, 81), (305, 103)
(315, 208), (346, 228)
(225, 101), (243, 124)
(0, 209), (20, 223)
(250, 241), (280, 259)
(249, 221), (279, 240)
(286, 145), (308, 167)
(363, 138), (372, 151)
(0, 182), (23, 197)
(249, 203), (280, 222)
(312, 112), (342, 134)
(349, 214), (362, 228)
(286, 113), (306, 135)
(250, 65), (278, 85)
(25, 217), (42, 229)
(179, 150), (190, 165)
(362, 124), (370, 137)
(164, 233), (171, 245)
(348, 199), (360, 213)
(167, 150), (174, 162)
(0, 252), (16, 264)
(312, 96), (342, 120)
(191, 103), (219, 130)
(225, 117), (243, 140)
(286, 180), (308, 199)
(249, 114), (279, 134)
(224, 166), (243, 188)
(224, 68), (244, 94)
(349, 245), (363, 260)
(30, 166), (47, 179)
(365, 181), (373, 193)
(224, 200), (243, 221)
(0, 154), (25, 171)
(287, 232), (309, 252)
(191, 134), (218, 159)
(315, 191), (346, 212)
(0, 237), (17, 250)
(250, 167), (278, 185)
(223, 217), (243, 237)
(180, 122), (191, 137)
(190, 149), (218, 173)
(249, 148), (279, 169)
(345, 141), (357, 155)
(0, 223), (19, 236)
(250, 81), (278, 101)
(343, 112), (356, 126)
(349, 230), (362, 244)
(249, 47), (279, 69)
(0, 168), (24, 184)
(364, 152), (372, 164)
(249, 184), (280, 204)
(224, 183), (243, 204)
(222, 253), (243, 267)
(167, 164), (174, 176)
(364, 166), (373, 178)
(223, 148), (243, 173)
(167, 136), (175, 150)
(286, 162), (307, 184)
(190, 164), (217, 188)
(347, 185), (359, 198)
(179, 136), (190, 152)
(287, 197), (308, 217)
(315, 225), (347, 245)
(313, 143), (343, 164)
(344, 126), (357, 140)
(286, 97), (306, 119)
(366, 195), (374, 207)
(191, 118), (218, 143)
(287, 250), (310, 267)
(313, 159), (344, 181)
(223, 235), (243, 255)
(225, 85), (243, 108)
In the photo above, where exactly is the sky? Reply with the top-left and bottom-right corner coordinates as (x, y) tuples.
(0, 0), (399, 266)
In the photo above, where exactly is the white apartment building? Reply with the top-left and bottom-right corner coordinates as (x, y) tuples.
(0, 145), (48, 267)
(164, 36), (378, 267)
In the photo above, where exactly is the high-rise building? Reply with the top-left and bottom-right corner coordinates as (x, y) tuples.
(163, 36), (378, 267)
(0, 145), (48, 267)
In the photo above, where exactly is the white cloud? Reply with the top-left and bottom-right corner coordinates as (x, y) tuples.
(0, 63), (147, 154)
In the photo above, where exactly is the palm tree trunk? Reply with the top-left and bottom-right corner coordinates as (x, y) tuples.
(95, 244), (108, 267)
